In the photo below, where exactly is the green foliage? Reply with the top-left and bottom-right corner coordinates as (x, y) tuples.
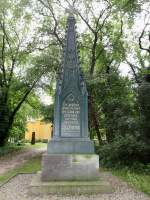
(88, 67), (136, 142)
(98, 134), (150, 167)
(138, 75), (150, 143)
(0, 0), (36, 145)
(9, 107), (27, 141)
(0, 0), (55, 145)
(40, 104), (54, 122)
(98, 69), (150, 168)
(8, 91), (41, 142)
(111, 0), (141, 15)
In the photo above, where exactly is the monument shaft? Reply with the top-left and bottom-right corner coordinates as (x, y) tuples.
(47, 14), (94, 154)
(54, 14), (88, 139)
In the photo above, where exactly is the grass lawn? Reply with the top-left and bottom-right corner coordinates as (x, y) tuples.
(25, 142), (47, 149)
(0, 155), (41, 186)
(0, 142), (46, 186)
(0, 142), (47, 158)
(111, 168), (150, 196)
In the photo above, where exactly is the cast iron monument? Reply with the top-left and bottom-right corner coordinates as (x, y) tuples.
(47, 15), (94, 155)
(30, 11), (113, 195)
(41, 12), (99, 181)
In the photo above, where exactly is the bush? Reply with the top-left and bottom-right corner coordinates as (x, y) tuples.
(98, 135), (150, 168)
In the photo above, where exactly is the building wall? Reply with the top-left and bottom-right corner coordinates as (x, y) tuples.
(25, 120), (52, 141)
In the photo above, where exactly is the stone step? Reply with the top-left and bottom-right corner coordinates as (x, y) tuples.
(30, 173), (114, 195)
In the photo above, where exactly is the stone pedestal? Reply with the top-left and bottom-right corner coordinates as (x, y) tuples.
(30, 172), (114, 195)
(41, 154), (99, 181)
(47, 138), (95, 154)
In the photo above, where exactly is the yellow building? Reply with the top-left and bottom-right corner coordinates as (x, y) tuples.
(25, 119), (52, 142)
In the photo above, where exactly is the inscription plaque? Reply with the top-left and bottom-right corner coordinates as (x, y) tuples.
(61, 94), (80, 137)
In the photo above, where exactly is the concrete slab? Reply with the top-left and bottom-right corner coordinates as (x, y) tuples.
(41, 154), (99, 181)
(30, 172), (114, 195)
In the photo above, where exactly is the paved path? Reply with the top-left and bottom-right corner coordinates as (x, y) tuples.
(0, 147), (46, 175)
(0, 172), (149, 200)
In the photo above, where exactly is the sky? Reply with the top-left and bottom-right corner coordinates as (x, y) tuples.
(38, 89), (53, 105)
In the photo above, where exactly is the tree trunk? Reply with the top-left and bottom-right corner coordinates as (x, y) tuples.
(92, 111), (103, 144)
(0, 87), (9, 145)
(106, 128), (113, 143)
(88, 93), (103, 145)
(0, 98), (12, 146)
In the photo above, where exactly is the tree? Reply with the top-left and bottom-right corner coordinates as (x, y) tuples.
(124, 1), (150, 84)
(0, 0), (55, 146)
(101, 69), (137, 142)
(0, 1), (35, 145)
(138, 68), (150, 144)
(9, 92), (41, 142)
(40, 104), (54, 122)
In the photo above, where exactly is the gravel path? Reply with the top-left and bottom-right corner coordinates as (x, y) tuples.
(0, 173), (149, 200)
(0, 147), (46, 175)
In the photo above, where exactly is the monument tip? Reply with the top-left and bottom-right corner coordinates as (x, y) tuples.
(65, 4), (77, 17)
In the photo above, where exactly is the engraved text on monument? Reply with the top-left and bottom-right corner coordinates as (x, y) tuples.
(61, 94), (80, 137)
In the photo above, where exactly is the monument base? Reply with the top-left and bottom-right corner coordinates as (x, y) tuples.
(47, 138), (95, 154)
(30, 172), (114, 195)
(41, 153), (99, 181)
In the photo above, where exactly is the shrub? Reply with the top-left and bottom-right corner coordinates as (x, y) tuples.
(98, 135), (150, 168)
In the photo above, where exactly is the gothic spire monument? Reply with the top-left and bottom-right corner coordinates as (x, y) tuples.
(47, 11), (94, 154)
(30, 10), (113, 195)
(41, 11), (99, 182)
